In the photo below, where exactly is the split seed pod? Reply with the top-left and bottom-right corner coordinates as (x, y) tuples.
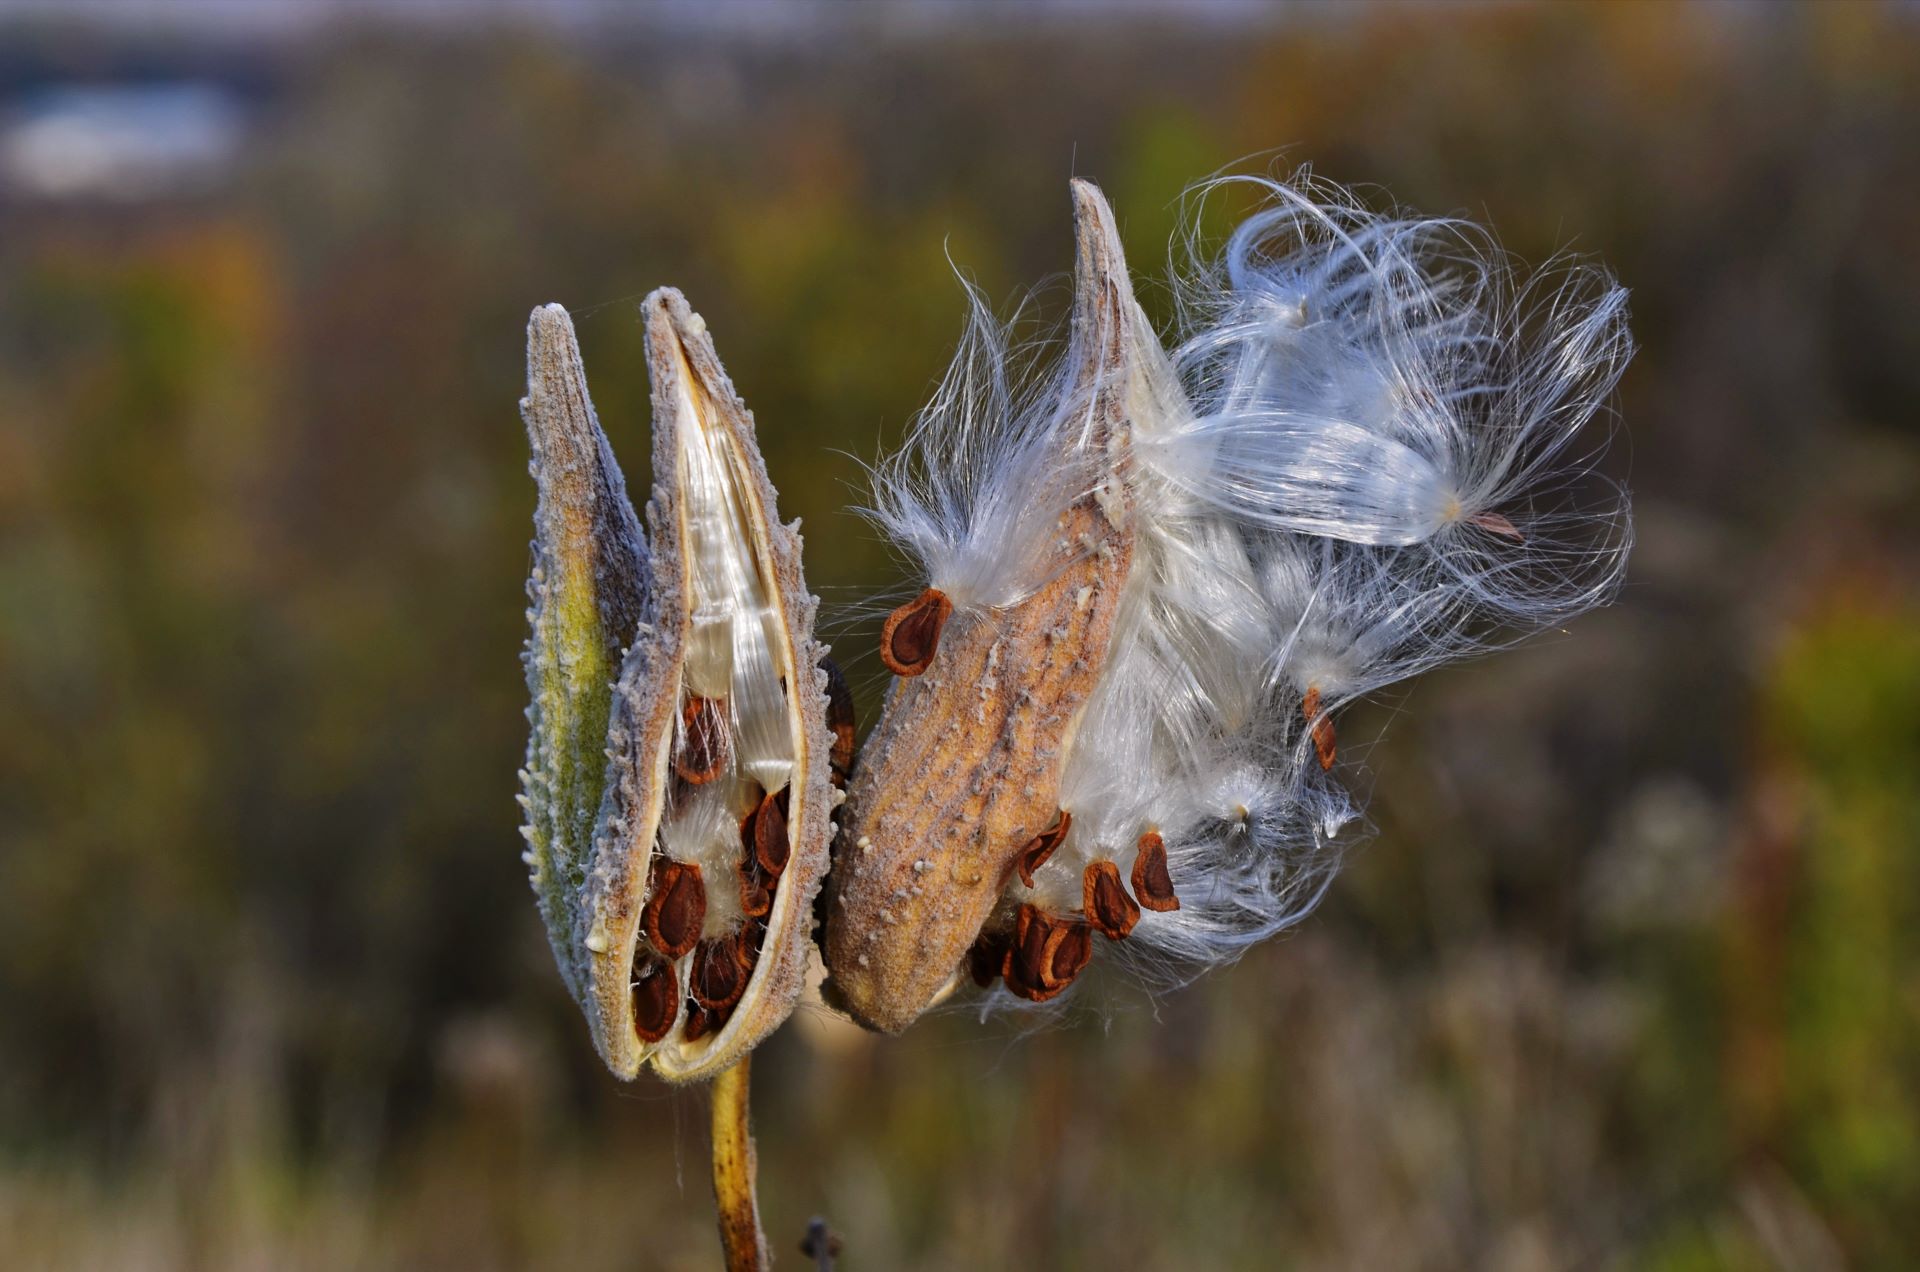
(519, 292), (835, 1081)
(827, 173), (1631, 1031)
(823, 181), (1159, 1032)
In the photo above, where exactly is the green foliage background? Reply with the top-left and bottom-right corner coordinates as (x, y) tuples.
(1, 4), (1917, 1268)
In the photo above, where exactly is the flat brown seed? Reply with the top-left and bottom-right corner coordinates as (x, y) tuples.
(739, 918), (767, 967)
(737, 857), (772, 919)
(1004, 904), (1092, 1002)
(1131, 830), (1180, 913)
(879, 588), (953, 677)
(1468, 509), (1525, 541)
(691, 934), (750, 1010)
(682, 1000), (715, 1042)
(631, 959), (679, 1044)
(752, 788), (790, 877)
(820, 655), (857, 788)
(1301, 686), (1336, 771)
(1082, 859), (1140, 941)
(1005, 904), (1049, 998)
(673, 695), (729, 785)
(967, 928), (1011, 988)
(1049, 920), (1094, 985)
(1014, 810), (1073, 888)
(642, 858), (707, 960)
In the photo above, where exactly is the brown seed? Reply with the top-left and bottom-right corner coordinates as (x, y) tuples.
(1301, 686), (1336, 771)
(631, 957), (679, 1044)
(642, 858), (706, 960)
(1004, 904), (1093, 1002)
(1468, 509), (1525, 541)
(750, 787), (791, 877)
(1051, 921), (1094, 984)
(1130, 830), (1179, 913)
(967, 927), (1011, 988)
(1082, 859), (1140, 941)
(674, 695), (729, 784)
(879, 587), (954, 677)
(682, 1000), (715, 1041)
(691, 933), (750, 1010)
(737, 856), (773, 919)
(1014, 810), (1073, 888)
(820, 654), (857, 789)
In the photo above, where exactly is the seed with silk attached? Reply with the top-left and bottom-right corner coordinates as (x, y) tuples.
(674, 696), (730, 784)
(1301, 686), (1336, 771)
(1014, 811), (1072, 889)
(748, 788), (790, 877)
(1004, 904), (1094, 1002)
(1130, 830), (1179, 913)
(1082, 860), (1139, 940)
(879, 588), (953, 676)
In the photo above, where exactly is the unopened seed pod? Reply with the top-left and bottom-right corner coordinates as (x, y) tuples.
(822, 181), (1168, 1032)
(519, 292), (837, 1081)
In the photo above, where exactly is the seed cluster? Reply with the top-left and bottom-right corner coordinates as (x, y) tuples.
(631, 703), (795, 1044)
(967, 820), (1182, 1002)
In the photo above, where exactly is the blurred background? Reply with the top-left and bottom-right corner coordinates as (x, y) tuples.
(2, 2), (1917, 1269)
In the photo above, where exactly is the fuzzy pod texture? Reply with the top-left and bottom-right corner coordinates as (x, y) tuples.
(829, 173), (1632, 1029)
(519, 294), (836, 1082)
(822, 181), (1152, 1031)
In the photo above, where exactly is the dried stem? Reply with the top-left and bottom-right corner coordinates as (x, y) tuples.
(710, 1057), (770, 1270)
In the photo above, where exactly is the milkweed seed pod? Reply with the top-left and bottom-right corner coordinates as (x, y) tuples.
(827, 175), (1631, 1031)
(822, 180), (1151, 1030)
(519, 292), (838, 1081)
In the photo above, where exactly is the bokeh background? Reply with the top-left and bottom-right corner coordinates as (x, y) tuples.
(3, 2), (1918, 1269)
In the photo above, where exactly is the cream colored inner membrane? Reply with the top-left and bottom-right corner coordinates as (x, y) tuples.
(658, 356), (794, 942)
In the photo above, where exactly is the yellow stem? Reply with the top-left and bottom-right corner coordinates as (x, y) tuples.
(710, 1056), (770, 1271)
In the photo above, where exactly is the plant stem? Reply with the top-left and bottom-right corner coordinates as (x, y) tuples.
(710, 1056), (770, 1270)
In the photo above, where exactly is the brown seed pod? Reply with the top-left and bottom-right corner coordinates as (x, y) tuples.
(823, 180), (1150, 1033)
(878, 588), (953, 676)
(520, 294), (835, 1084)
(1082, 860), (1140, 941)
(1130, 830), (1180, 913)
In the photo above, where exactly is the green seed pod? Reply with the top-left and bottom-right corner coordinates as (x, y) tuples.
(519, 293), (835, 1082)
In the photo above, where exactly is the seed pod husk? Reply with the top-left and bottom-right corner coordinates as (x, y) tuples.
(822, 181), (1153, 1032)
(519, 294), (834, 1083)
